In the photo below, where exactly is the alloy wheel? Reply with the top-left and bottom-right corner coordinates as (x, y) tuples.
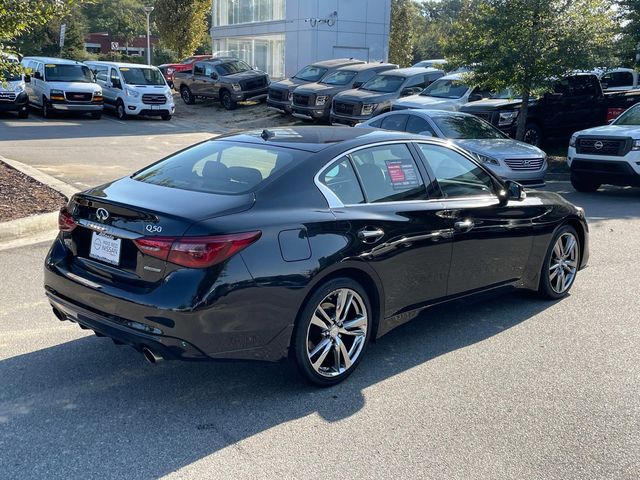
(305, 288), (368, 378)
(523, 128), (540, 146)
(549, 232), (578, 294)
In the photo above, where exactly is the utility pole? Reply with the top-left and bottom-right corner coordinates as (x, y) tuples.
(143, 6), (154, 65)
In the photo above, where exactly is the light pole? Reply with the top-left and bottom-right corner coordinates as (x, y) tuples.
(143, 6), (154, 65)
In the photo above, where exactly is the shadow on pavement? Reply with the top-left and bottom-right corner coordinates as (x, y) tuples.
(0, 290), (556, 478)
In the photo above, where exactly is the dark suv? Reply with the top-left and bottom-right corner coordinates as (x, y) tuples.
(267, 58), (365, 113)
(330, 67), (445, 126)
(173, 58), (270, 110)
(290, 62), (398, 122)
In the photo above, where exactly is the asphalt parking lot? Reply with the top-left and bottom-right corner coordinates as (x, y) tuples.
(0, 110), (639, 479)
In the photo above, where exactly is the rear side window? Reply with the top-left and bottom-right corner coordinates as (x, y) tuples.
(406, 116), (435, 135)
(320, 157), (365, 205)
(380, 114), (409, 131)
(350, 144), (426, 203)
(132, 141), (306, 194)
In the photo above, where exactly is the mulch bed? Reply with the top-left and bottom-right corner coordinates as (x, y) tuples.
(0, 162), (67, 222)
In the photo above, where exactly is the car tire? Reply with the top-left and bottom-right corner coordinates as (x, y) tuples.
(538, 225), (580, 300)
(292, 277), (372, 386)
(90, 111), (102, 120)
(523, 123), (542, 147)
(42, 98), (52, 119)
(116, 100), (128, 120)
(180, 86), (195, 105)
(161, 112), (172, 121)
(220, 90), (237, 110)
(570, 172), (600, 192)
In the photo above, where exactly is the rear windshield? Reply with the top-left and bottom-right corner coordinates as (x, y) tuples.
(132, 141), (307, 194)
(431, 115), (507, 139)
(45, 64), (94, 83)
(120, 67), (165, 86)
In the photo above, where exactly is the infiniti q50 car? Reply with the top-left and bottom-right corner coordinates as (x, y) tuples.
(45, 127), (589, 385)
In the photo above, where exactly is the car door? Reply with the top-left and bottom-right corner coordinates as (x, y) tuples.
(415, 142), (540, 296)
(31, 62), (44, 106)
(191, 62), (209, 97)
(317, 142), (453, 320)
(109, 68), (123, 103)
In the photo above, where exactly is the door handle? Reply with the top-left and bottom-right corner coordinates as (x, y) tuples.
(454, 219), (475, 232)
(357, 227), (384, 243)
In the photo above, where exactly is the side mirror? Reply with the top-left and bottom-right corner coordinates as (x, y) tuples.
(34, 71), (42, 80)
(353, 81), (363, 88)
(468, 93), (483, 102)
(418, 130), (433, 137)
(501, 180), (525, 202)
(401, 87), (418, 97)
(210, 72), (218, 80)
(601, 83), (609, 90)
(24, 74), (31, 83)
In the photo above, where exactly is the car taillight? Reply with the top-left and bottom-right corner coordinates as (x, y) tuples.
(133, 231), (261, 268)
(58, 207), (77, 232)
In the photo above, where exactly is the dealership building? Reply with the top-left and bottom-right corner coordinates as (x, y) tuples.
(211, 0), (392, 79)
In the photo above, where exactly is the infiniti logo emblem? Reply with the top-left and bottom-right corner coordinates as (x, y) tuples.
(594, 140), (604, 150)
(96, 208), (109, 221)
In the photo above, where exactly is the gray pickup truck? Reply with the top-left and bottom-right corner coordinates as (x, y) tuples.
(174, 57), (270, 110)
(267, 58), (365, 114)
(290, 62), (398, 122)
(330, 67), (445, 126)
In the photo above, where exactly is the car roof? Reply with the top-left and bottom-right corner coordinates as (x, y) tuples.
(310, 58), (365, 68)
(214, 126), (430, 152)
(335, 62), (398, 72)
(380, 67), (443, 77)
(403, 109), (475, 119)
(22, 57), (84, 65)
(196, 57), (243, 66)
(85, 61), (159, 69)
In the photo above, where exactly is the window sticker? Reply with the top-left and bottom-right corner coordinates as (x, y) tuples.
(385, 159), (420, 190)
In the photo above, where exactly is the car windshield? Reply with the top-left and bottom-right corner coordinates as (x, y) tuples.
(491, 88), (522, 99)
(120, 67), (165, 86)
(432, 115), (507, 139)
(132, 140), (309, 195)
(420, 79), (469, 98)
(613, 105), (640, 125)
(215, 60), (252, 75)
(1, 67), (21, 82)
(294, 65), (328, 82)
(361, 75), (405, 93)
(321, 70), (357, 86)
(44, 64), (94, 83)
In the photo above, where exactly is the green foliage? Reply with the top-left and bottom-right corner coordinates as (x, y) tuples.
(389, 0), (421, 67)
(84, 0), (146, 50)
(618, 0), (640, 67)
(412, 0), (467, 63)
(443, 0), (617, 140)
(154, 0), (210, 59)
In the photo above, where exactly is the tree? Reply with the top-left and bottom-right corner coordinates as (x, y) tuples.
(617, 0), (640, 67)
(443, 0), (616, 141)
(155, 0), (210, 59)
(413, 0), (466, 63)
(389, 0), (420, 67)
(84, 0), (146, 54)
(0, 0), (82, 80)
(15, 9), (88, 60)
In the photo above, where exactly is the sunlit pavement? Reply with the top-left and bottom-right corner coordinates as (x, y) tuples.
(0, 177), (638, 478)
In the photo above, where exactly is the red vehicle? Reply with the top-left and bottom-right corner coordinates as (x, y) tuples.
(159, 55), (212, 88)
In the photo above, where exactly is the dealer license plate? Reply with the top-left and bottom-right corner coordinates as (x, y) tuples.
(89, 232), (121, 265)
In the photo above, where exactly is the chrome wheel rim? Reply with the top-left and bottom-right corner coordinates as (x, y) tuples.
(306, 288), (368, 378)
(524, 128), (540, 146)
(549, 232), (578, 294)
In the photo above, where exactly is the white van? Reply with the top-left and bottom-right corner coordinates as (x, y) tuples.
(0, 53), (29, 118)
(21, 56), (103, 119)
(85, 61), (175, 120)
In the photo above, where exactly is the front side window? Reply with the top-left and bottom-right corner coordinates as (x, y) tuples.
(361, 75), (405, 93)
(350, 144), (427, 203)
(320, 157), (365, 205)
(417, 144), (495, 198)
(93, 66), (108, 83)
(44, 64), (94, 83)
(110, 68), (121, 87)
(420, 79), (469, 99)
(132, 141), (305, 195)
(194, 63), (206, 75)
(406, 116), (435, 135)
(294, 65), (328, 82)
(321, 70), (357, 86)
(431, 114), (507, 139)
(120, 67), (165, 86)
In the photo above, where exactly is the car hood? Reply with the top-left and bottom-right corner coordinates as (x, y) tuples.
(334, 88), (398, 103)
(270, 77), (306, 92)
(294, 82), (345, 96)
(46, 81), (101, 92)
(124, 84), (171, 93)
(454, 138), (546, 159)
(393, 95), (463, 110)
(0, 80), (23, 92)
(574, 124), (640, 138)
(222, 70), (267, 81)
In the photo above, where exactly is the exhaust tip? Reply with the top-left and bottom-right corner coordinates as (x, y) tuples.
(142, 347), (163, 364)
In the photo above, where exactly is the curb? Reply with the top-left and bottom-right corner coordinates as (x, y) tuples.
(0, 156), (80, 245)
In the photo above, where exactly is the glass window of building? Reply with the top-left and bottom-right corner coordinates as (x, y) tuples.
(213, 34), (285, 80)
(214, 0), (285, 26)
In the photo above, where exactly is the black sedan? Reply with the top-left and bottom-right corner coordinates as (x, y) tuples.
(45, 127), (589, 385)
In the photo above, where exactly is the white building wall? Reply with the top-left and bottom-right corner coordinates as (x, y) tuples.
(212, 0), (391, 79)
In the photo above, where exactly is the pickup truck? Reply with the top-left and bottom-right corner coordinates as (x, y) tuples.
(460, 73), (640, 146)
(159, 55), (212, 88)
(600, 68), (639, 92)
(567, 102), (640, 191)
(173, 57), (270, 110)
